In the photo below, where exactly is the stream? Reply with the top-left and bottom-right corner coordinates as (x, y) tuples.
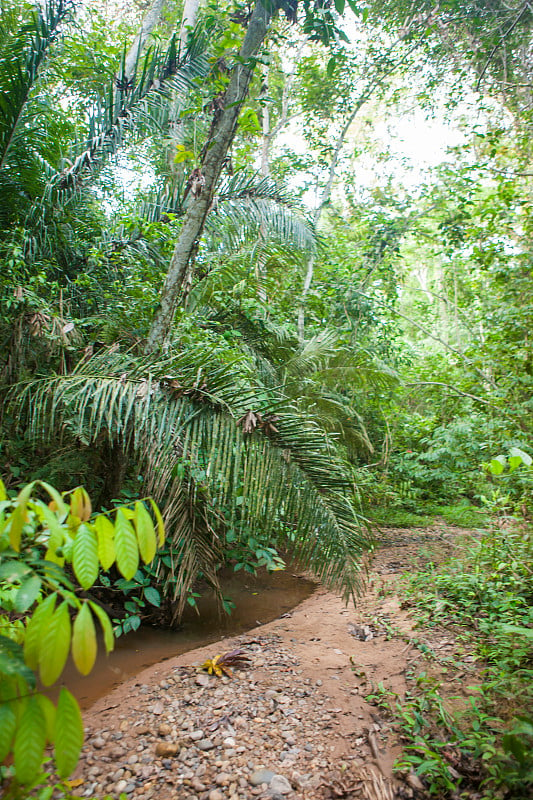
(61, 569), (316, 709)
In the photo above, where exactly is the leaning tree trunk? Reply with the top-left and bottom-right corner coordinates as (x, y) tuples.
(146, 1), (273, 352)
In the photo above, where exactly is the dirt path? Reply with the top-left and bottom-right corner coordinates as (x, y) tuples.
(74, 525), (467, 800)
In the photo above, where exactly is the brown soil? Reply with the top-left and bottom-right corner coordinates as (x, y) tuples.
(75, 524), (475, 799)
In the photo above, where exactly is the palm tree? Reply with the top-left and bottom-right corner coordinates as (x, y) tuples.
(11, 345), (373, 620)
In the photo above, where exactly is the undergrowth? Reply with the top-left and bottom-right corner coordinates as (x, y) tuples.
(367, 522), (533, 799)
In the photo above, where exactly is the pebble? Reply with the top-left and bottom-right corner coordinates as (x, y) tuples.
(196, 738), (215, 751)
(250, 769), (275, 786)
(270, 774), (292, 794)
(70, 632), (369, 800)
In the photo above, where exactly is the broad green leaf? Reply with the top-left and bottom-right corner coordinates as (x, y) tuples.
(89, 601), (114, 654)
(334, 0), (345, 12)
(39, 601), (71, 686)
(0, 479), (6, 501)
(0, 703), (16, 761)
(143, 586), (161, 607)
(489, 456), (505, 475)
(95, 514), (116, 570)
(36, 502), (66, 563)
(72, 524), (98, 589)
(72, 603), (97, 675)
(13, 696), (46, 784)
(509, 455), (522, 473)
(55, 688), (83, 778)
(114, 509), (139, 580)
(149, 499), (165, 547)
(0, 635), (35, 686)
(509, 446), (532, 466)
(24, 593), (56, 670)
(36, 693), (56, 742)
(15, 575), (42, 613)
(0, 559), (31, 582)
(134, 501), (157, 563)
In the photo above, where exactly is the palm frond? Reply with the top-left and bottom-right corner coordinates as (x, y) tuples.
(11, 347), (372, 615)
(0, 0), (73, 169)
(45, 28), (209, 199)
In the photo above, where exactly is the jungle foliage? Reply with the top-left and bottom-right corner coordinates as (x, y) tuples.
(0, 0), (532, 794)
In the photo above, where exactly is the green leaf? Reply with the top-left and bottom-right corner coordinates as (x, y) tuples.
(95, 514), (116, 570)
(72, 524), (99, 589)
(134, 501), (157, 563)
(0, 702), (16, 761)
(509, 446), (532, 467)
(334, 0), (345, 13)
(24, 593), (56, 671)
(13, 696), (46, 784)
(0, 559), (31, 582)
(89, 601), (115, 654)
(72, 603), (97, 675)
(15, 575), (42, 613)
(36, 693), (56, 742)
(143, 586), (161, 607)
(55, 688), (83, 778)
(39, 601), (71, 686)
(489, 456), (506, 475)
(326, 56), (336, 77)
(114, 509), (139, 580)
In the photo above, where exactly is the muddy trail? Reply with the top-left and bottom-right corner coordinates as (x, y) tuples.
(73, 523), (475, 800)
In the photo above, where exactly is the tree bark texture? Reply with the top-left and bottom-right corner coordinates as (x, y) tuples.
(146, 1), (272, 352)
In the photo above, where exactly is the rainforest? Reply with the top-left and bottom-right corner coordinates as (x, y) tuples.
(0, 1), (532, 798)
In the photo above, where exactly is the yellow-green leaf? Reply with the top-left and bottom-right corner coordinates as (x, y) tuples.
(13, 696), (46, 784)
(7, 504), (25, 551)
(72, 524), (98, 589)
(72, 603), (97, 675)
(134, 501), (157, 563)
(69, 487), (92, 521)
(149, 499), (165, 547)
(39, 601), (71, 686)
(95, 515), (115, 570)
(0, 703), (16, 761)
(55, 688), (83, 778)
(114, 509), (139, 580)
(89, 601), (114, 654)
(24, 593), (56, 670)
(0, 479), (6, 502)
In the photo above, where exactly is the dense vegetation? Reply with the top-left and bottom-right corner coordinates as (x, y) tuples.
(0, 0), (531, 796)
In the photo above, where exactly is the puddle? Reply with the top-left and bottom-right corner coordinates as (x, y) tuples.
(59, 568), (316, 709)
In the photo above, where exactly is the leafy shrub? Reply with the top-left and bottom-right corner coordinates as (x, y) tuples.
(0, 480), (163, 797)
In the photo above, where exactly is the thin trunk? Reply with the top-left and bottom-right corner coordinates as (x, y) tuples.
(124, 0), (168, 80)
(146, 1), (272, 352)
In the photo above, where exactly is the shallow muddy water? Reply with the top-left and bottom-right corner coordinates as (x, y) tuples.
(61, 569), (316, 709)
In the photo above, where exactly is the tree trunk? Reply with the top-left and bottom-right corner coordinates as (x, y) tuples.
(124, 0), (168, 79)
(146, 1), (272, 352)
